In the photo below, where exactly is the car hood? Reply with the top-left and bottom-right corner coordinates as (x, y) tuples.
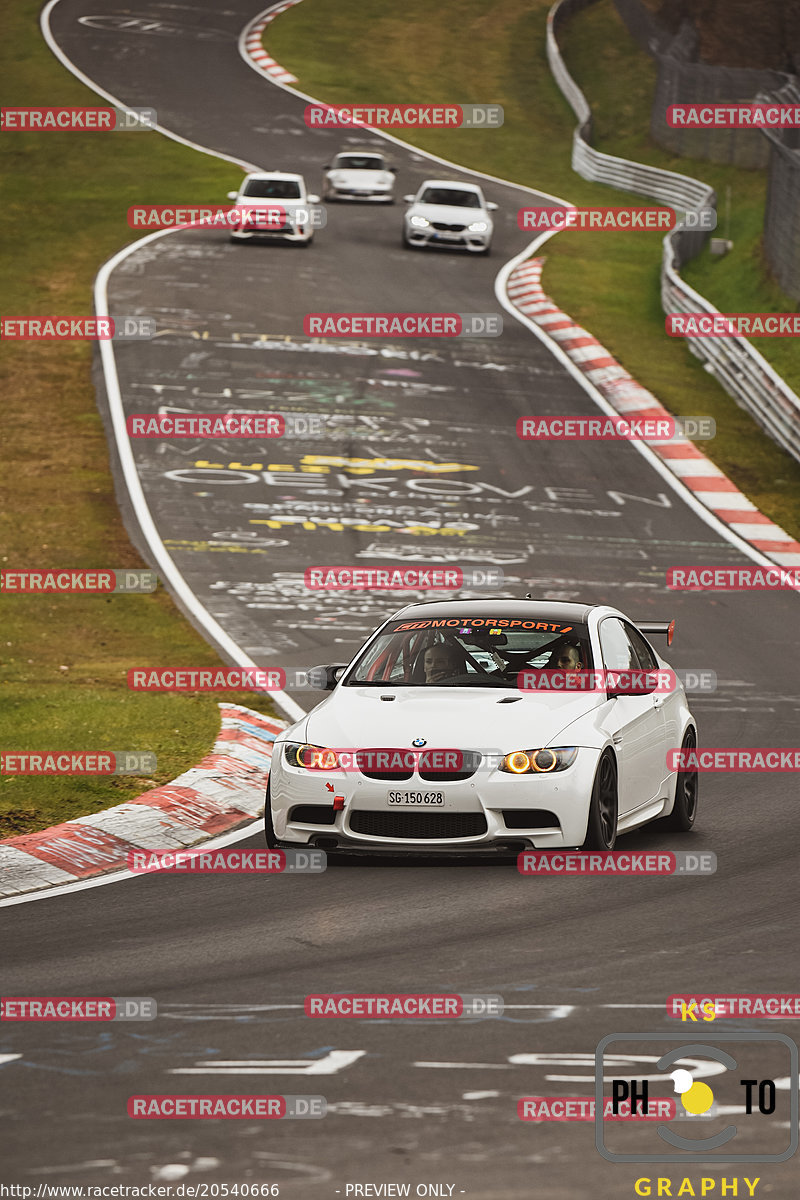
(409, 202), (489, 224)
(328, 169), (391, 186)
(298, 686), (605, 753)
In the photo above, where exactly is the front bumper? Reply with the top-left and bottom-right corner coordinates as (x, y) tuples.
(404, 223), (490, 251)
(230, 223), (311, 242)
(327, 185), (393, 201)
(268, 747), (600, 851)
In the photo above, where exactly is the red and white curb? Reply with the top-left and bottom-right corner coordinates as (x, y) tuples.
(241, 1), (302, 84)
(0, 705), (287, 898)
(507, 258), (800, 569)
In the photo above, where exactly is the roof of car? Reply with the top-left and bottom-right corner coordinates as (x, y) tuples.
(336, 151), (385, 158)
(243, 171), (304, 181)
(389, 598), (594, 623)
(419, 179), (482, 191)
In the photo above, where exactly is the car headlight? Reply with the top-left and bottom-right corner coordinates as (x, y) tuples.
(410, 215), (430, 228)
(284, 743), (340, 770)
(467, 221), (489, 232)
(501, 747), (577, 774)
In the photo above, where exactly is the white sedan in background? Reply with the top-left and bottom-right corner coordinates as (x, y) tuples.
(402, 179), (497, 253)
(265, 599), (698, 855)
(226, 171), (319, 245)
(323, 151), (396, 201)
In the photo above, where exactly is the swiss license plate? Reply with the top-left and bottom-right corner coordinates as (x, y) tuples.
(387, 791), (445, 806)
(433, 232), (460, 240)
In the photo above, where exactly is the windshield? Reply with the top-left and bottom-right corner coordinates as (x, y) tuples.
(344, 616), (594, 688)
(243, 179), (302, 199)
(419, 187), (482, 208)
(334, 155), (385, 170)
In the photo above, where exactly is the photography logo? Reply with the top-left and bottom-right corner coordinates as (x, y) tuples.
(595, 1031), (798, 1163)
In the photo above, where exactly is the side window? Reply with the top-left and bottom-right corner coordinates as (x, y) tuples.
(625, 622), (658, 671)
(599, 618), (639, 671)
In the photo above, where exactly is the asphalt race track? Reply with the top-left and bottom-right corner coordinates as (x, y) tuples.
(3, 2), (800, 1196)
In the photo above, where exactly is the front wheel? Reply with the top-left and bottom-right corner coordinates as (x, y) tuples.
(662, 728), (698, 831)
(582, 751), (618, 850)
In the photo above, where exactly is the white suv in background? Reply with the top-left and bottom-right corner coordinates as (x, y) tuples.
(227, 172), (320, 245)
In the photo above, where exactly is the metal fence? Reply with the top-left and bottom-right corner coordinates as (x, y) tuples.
(613, 0), (793, 168)
(760, 82), (800, 301)
(546, 0), (800, 465)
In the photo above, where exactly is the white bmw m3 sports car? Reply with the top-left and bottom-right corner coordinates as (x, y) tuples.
(265, 600), (698, 855)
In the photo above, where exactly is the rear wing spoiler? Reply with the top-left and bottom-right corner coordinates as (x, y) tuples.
(637, 620), (675, 647)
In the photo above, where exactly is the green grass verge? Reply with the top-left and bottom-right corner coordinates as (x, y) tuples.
(267, 0), (800, 536)
(0, 1), (279, 837)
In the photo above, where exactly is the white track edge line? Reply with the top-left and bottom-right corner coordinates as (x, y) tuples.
(0, 817), (265, 908)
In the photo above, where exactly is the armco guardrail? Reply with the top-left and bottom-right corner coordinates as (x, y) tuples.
(546, 0), (800, 466)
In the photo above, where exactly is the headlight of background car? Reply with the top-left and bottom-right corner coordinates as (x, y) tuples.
(467, 221), (489, 232)
(284, 743), (340, 770)
(410, 215), (430, 228)
(501, 747), (577, 774)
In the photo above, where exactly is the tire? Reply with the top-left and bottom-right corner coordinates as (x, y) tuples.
(478, 244), (491, 256)
(662, 727), (698, 831)
(402, 233), (414, 249)
(582, 751), (618, 850)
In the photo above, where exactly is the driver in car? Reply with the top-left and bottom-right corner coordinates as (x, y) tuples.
(423, 643), (465, 684)
(554, 643), (584, 673)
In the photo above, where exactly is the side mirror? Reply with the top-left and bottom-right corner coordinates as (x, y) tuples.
(403, 194), (416, 203)
(306, 193), (320, 204)
(389, 166), (398, 174)
(607, 670), (657, 699)
(323, 164), (331, 170)
(226, 190), (238, 201)
(309, 663), (348, 691)
(486, 201), (499, 211)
